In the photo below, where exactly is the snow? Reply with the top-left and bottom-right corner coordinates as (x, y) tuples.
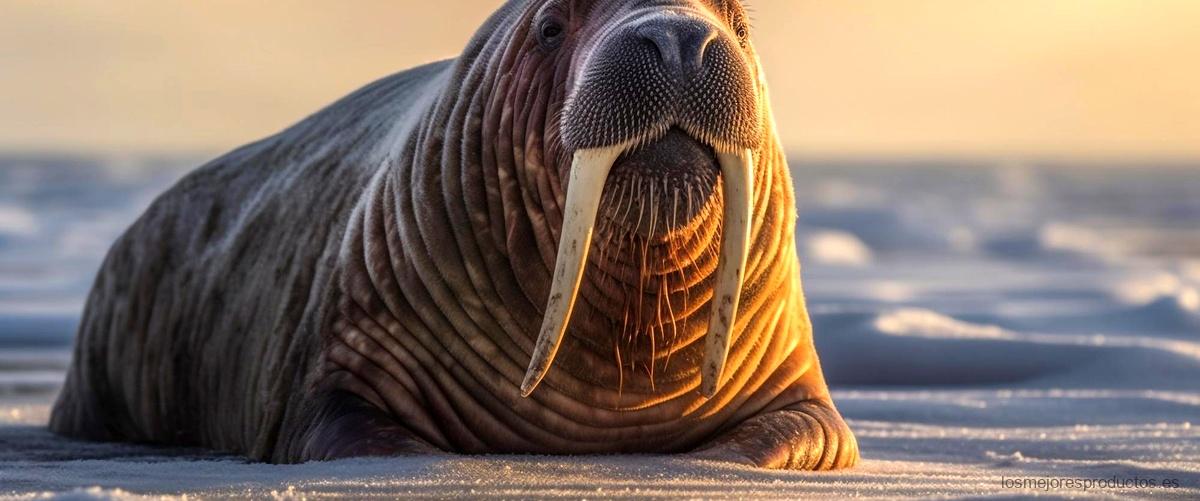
(1, 156), (1199, 498)
(0, 391), (1196, 499)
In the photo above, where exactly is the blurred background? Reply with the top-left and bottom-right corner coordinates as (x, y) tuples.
(3, 0), (1198, 157)
(0, 1), (1197, 394)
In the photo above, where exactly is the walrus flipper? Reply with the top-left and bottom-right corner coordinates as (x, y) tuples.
(689, 400), (860, 470)
(297, 391), (444, 461)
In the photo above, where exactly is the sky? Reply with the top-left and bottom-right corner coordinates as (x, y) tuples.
(1, 0), (1198, 159)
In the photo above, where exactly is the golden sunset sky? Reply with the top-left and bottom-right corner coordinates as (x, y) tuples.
(1, 0), (1197, 159)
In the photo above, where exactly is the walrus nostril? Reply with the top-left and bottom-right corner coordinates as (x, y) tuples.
(634, 16), (718, 83)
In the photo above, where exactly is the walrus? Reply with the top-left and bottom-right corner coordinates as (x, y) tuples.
(50, 0), (858, 469)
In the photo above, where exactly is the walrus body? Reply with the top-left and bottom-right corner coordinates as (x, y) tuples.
(51, 0), (858, 469)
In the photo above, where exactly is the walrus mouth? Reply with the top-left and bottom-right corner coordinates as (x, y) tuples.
(520, 136), (754, 399)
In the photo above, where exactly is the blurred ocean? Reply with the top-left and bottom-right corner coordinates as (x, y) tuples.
(0, 154), (200, 396)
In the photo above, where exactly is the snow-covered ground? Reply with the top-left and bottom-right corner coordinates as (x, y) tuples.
(1, 155), (1198, 499)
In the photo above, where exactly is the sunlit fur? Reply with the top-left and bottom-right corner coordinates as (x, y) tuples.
(50, 0), (858, 468)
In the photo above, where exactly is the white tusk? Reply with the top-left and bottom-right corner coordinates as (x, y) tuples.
(700, 148), (754, 398)
(521, 145), (626, 397)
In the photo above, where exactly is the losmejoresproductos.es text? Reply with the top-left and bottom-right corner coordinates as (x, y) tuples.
(1001, 475), (1181, 491)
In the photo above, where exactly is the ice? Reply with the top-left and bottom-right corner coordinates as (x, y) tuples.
(0, 207), (37, 238)
(802, 230), (874, 267)
(1, 156), (1198, 498)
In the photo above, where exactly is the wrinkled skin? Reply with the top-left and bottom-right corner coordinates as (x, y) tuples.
(50, 0), (858, 469)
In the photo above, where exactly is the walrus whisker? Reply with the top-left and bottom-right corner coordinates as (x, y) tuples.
(634, 178), (648, 345)
(522, 144), (626, 397)
(663, 186), (682, 375)
(647, 182), (660, 388)
(613, 336), (624, 403)
(620, 233), (633, 346)
(700, 148), (755, 398)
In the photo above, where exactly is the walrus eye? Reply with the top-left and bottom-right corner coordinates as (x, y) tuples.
(734, 21), (749, 46)
(538, 18), (565, 49)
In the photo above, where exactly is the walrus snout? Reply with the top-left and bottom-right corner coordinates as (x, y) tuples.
(560, 4), (762, 152)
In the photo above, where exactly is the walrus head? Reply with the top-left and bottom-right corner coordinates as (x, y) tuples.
(491, 0), (768, 399)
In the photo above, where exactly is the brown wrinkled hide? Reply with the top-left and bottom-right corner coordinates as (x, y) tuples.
(50, 0), (857, 468)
